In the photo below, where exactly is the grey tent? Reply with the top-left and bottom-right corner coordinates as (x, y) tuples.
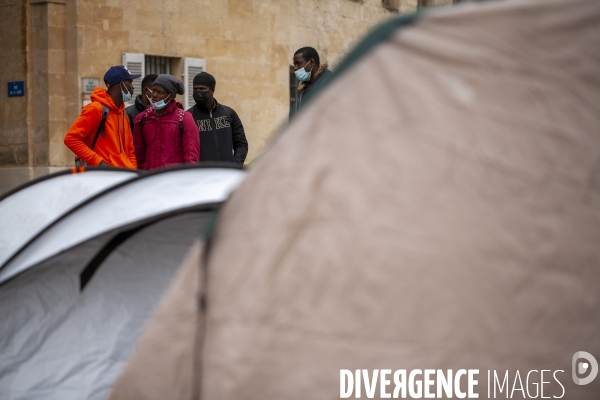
(102, 0), (600, 398)
(0, 168), (139, 269)
(0, 166), (245, 400)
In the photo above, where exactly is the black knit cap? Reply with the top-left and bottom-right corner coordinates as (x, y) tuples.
(193, 72), (216, 91)
(153, 74), (185, 95)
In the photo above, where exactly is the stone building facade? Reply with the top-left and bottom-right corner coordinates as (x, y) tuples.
(0, 0), (454, 193)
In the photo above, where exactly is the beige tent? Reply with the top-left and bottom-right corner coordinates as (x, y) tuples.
(110, 0), (600, 398)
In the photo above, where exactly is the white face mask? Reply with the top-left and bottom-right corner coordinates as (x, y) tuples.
(295, 61), (312, 82)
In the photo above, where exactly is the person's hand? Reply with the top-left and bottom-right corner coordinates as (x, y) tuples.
(99, 160), (108, 166)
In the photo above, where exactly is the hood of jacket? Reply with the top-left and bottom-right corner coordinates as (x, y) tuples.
(298, 62), (328, 93)
(90, 87), (123, 111)
(134, 94), (147, 111)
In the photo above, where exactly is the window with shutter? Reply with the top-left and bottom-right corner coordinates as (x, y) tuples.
(122, 53), (145, 107)
(183, 58), (206, 110)
(145, 55), (172, 75)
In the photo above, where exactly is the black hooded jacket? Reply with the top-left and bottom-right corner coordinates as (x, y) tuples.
(187, 99), (248, 164)
(125, 95), (147, 133)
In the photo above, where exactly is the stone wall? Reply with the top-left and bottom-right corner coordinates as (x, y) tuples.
(0, 0), (461, 194)
(0, 0), (29, 174)
(74, 0), (417, 163)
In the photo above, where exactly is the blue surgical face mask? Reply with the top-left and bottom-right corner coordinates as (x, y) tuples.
(295, 61), (312, 82)
(120, 82), (132, 102)
(152, 94), (172, 110)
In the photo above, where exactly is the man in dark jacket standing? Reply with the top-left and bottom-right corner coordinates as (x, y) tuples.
(125, 73), (157, 132)
(293, 46), (333, 111)
(187, 72), (248, 165)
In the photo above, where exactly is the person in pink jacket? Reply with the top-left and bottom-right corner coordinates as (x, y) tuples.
(133, 74), (200, 170)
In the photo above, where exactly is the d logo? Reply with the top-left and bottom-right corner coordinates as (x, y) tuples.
(572, 351), (598, 385)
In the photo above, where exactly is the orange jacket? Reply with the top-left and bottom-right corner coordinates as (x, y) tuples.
(64, 87), (137, 169)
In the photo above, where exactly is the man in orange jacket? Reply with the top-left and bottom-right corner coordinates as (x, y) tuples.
(64, 66), (140, 168)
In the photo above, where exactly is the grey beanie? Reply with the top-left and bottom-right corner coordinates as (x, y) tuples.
(153, 74), (185, 95)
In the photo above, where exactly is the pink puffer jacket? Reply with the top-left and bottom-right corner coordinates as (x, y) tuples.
(133, 101), (200, 170)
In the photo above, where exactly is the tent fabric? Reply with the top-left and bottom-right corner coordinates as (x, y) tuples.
(109, 0), (600, 398)
(109, 240), (205, 400)
(0, 167), (244, 285)
(0, 213), (209, 400)
(199, 0), (600, 396)
(0, 169), (137, 268)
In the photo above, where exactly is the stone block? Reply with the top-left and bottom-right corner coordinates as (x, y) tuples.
(32, 120), (49, 145)
(0, 121), (28, 145)
(363, 3), (394, 22)
(49, 120), (68, 144)
(47, 2), (66, 27)
(78, 4), (125, 32)
(0, 54), (26, 76)
(79, 26), (99, 51)
(0, 167), (32, 196)
(49, 141), (72, 166)
(32, 77), (50, 109)
(32, 55), (49, 83)
(33, 143), (49, 166)
(1, 94), (28, 123)
(0, 144), (28, 166)
(47, 26), (66, 51)
(49, 95), (68, 121)
(77, 3), (103, 28)
(97, 28), (129, 50)
(48, 72), (66, 97)
(48, 50), (66, 74)
(339, 0), (362, 19)
(172, 35), (206, 57)
(227, 0), (254, 19)
(134, 8), (154, 33)
(206, 38), (233, 59)
(0, 8), (24, 52)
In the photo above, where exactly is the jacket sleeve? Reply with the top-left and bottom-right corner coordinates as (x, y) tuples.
(125, 107), (135, 133)
(133, 114), (146, 169)
(124, 113), (137, 169)
(229, 108), (248, 164)
(63, 103), (104, 166)
(182, 112), (200, 163)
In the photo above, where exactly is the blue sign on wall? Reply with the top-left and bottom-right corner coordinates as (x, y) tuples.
(8, 81), (24, 97)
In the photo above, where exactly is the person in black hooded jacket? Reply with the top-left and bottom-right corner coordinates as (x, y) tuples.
(125, 74), (157, 132)
(187, 72), (248, 165)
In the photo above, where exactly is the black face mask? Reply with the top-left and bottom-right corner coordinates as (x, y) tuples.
(193, 91), (209, 106)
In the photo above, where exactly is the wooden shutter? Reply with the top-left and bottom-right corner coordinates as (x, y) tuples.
(183, 58), (206, 110)
(122, 53), (145, 107)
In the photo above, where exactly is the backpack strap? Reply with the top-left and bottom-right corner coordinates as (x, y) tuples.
(139, 107), (152, 131)
(90, 104), (109, 150)
(178, 109), (185, 136)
